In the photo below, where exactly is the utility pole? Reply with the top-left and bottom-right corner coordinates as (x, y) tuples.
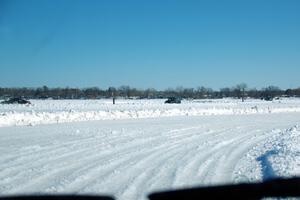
(112, 91), (115, 105)
(242, 87), (245, 102)
(108, 87), (116, 105)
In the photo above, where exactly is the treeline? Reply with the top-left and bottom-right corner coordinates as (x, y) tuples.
(0, 84), (300, 100)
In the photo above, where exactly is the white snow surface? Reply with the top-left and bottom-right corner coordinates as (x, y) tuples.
(1, 98), (300, 127)
(1, 99), (300, 200)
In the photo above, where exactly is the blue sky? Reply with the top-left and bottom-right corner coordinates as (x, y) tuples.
(0, 0), (300, 90)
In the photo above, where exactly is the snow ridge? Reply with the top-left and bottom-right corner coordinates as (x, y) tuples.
(1, 99), (300, 127)
(234, 125), (300, 182)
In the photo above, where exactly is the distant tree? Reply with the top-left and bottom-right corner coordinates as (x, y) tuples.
(0, 85), (297, 100)
(144, 88), (157, 99)
(108, 87), (116, 97)
(220, 88), (231, 98)
(261, 86), (281, 99)
(42, 86), (49, 95)
(164, 88), (176, 98)
(247, 88), (259, 99)
(183, 88), (194, 98)
(205, 88), (214, 98)
(118, 85), (131, 98)
(285, 89), (293, 97)
(235, 83), (247, 102)
(195, 86), (208, 99)
(295, 88), (300, 97)
(83, 87), (100, 99)
(129, 87), (142, 98)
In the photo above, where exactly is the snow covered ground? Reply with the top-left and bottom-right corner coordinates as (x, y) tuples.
(1, 98), (300, 127)
(0, 99), (300, 200)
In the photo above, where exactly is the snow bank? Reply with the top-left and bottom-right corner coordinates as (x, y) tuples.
(1, 98), (300, 127)
(258, 126), (300, 179)
(235, 125), (300, 182)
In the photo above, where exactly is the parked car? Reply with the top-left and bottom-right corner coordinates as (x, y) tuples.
(1, 97), (31, 104)
(261, 96), (273, 101)
(165, 97), (181, 104)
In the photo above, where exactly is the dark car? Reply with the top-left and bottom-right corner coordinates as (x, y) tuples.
(1, 97), (31, 104)
(165, 97), (181, 104)
(261, 96), (273, 101)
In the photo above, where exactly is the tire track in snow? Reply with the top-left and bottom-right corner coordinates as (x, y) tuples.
(194, 130), (271, 185)
(106, 128), (234, 199)
(2, 126), (207, 194)
(2, 114), (300, 200)
(66, 127), (213, 194)
(0, 126), (278, 194)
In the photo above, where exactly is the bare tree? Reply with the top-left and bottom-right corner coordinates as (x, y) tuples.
(0, 85), (298, 100)
(261, 86), (281, 100)
(119, 85), (131, 98)
(220, 87), (231, 98)
(235, 83), (247, 102)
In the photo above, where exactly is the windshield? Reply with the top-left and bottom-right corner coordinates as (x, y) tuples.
(0, 1), (300, 200)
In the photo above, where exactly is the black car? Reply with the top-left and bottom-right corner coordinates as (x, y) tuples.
(1, 97), (31, 104)
(165, 97), (181, 104)
(261, 96), (273, 101)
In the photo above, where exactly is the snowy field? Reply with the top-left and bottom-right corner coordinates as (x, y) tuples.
(1, 98), (300, 200)
(1, 98), (300, 127)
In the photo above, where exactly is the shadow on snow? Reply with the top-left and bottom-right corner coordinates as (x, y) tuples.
(256, 150), (279, 181)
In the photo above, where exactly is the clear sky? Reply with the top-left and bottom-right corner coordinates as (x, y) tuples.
(0, 0), (300, 90)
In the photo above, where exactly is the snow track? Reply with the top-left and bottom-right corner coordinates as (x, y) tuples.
(1, 113), (300, 200)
